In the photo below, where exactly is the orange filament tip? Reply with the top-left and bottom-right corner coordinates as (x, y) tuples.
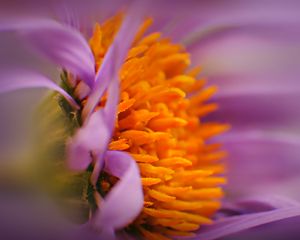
(81, 15), (229, 239)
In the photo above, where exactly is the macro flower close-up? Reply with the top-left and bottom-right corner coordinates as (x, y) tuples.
(1, 1), (300, 240)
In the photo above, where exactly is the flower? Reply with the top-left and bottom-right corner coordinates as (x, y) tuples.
(1, 1), (300, 240)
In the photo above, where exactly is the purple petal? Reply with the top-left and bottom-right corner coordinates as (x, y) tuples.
(187, 207), (300, 240)
(82, 6), (143, 120)
(67, 75), (120, 181)
(208, 87), (300, 128)
(85, 74), (120, 184)
(73, 6), (145, 184)
(190, 35), (300, 78)
(93, 151), (143, 231)
(0, 187), (81, 240)
(208, 72), (300, 94)
(55, 3), (81, 30)
(87, 69), (120, 185)
(0, 185), (107, 240)
(0, 18), (95, 87)
(182, 196), (300, 240)
(103, 64), (120, 133)
(184, 23), (300, 53)
(165, 1), (300, 43)
(218, 131), (300, 201)
(0, 69), (78, 109)
(221, 195), (300, 216)
(66, 110), (110, 171)
(221, 217), (300, 240)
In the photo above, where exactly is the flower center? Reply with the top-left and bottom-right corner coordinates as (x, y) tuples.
(77, 15), (228, 239)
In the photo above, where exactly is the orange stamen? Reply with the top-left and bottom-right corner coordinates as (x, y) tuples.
(83, 16), (229, 239)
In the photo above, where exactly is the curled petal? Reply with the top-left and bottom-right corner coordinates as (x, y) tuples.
(93, 151), (143, 232)
(88, 73), (121, 185)
(0, 18), (95, 87)
(67, 110), (110, 171)
(0, 69), (78, 109)
(73, 4), (144, 183)
(82, 7), (143, 120)
(67, 58), (120, 180)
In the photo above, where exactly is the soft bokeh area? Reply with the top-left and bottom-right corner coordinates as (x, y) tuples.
(1, 1), (300, 240)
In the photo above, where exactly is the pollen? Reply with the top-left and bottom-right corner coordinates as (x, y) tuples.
(87, 15), (228, 239)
